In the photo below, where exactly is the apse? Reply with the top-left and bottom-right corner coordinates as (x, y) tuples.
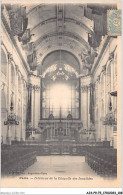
(41, 62), (80, 119)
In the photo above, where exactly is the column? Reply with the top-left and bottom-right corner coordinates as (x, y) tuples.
(31, 85), (34, 138)
(111, 57), (115, 147)
(87, 85), (90, 130)
(51, 121), (53, 140)
(54, 120), (56, 137)
(6, 57), (11, 145)
(21, 78), (24, 141)
(97, 75), (101, 141)
(81, 85), (88, 130)
(33, 86), (36, 129)
(23, 82), (27, 141)
(15, 66), (19, 141)
(103, 67), (107, 141)
(26, 84), (32, 139)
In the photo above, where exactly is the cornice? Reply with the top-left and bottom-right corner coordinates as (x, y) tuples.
(91, 36), (111, 75)
(81, 85), (89, 92)
(28, 72), (41, 79)
(27, 83), (40, 91)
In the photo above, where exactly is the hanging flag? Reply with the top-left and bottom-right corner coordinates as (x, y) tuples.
(84, 7), (92, 20)
(20, 6), (26, 18)
(9, 14), (23, 35)
(18, 18), (28, 37)
(27, 53), (33, 63)
(88, 33), (102, 48)
(29, 61), (37, 71)
(9, 5), (28, 36)
(22, 42), (34, 53)
(27, 51), (36, 63)
(27, 42), (34, 51)
(93, 14), (107, 35)
(27, 50), (37, 71)
(18, 29), (30, 44)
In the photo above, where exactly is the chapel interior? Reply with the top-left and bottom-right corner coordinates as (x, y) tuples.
(1, 3), (118, 177)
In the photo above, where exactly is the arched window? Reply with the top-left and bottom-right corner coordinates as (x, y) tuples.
(1, 48), (7, 76)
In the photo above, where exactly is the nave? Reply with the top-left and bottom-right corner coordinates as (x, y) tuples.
(1, 2), (121, 188)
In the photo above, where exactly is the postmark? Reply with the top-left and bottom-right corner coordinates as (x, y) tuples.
(107, 10), (121, 36)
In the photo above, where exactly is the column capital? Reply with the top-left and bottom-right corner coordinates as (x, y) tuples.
(108, 52), (114, 62)
(89, 83), (95, 89)
(33, 85), (40, 91)
(7, 52), (13, 64)
(96, 75), (100, 83)
(21, 75), (26, 82)
(15, 64), (19, 73)
(81, 85), (89, 92)
(102, 64), (106, 75)
(27, 83), (33, 90)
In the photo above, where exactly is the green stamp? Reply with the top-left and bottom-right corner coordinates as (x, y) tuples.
(107, 10), (121, 36)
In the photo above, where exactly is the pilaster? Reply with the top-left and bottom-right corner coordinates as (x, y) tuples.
(81, 85), (89, 130)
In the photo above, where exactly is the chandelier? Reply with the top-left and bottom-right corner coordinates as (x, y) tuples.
(103, 112), (116, 126)
(4, 94), (19, 126)
(103, 94), (117, 126)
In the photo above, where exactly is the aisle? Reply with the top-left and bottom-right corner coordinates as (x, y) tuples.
(24, 156), (97, 176)
(2, 156), (117, 188)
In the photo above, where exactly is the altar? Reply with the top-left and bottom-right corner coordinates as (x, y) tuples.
(38, 119), (83, 144)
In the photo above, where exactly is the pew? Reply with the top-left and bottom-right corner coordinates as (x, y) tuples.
(1, 146), (37, 175)
(85, 146), (117, 177)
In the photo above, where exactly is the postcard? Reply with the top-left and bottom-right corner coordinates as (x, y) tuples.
(1, 0), (122, 190)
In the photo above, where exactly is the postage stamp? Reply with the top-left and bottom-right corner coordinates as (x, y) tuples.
(107, 10), (121, 36)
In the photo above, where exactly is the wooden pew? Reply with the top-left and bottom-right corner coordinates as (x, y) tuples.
(84, 146), (117, 177)
(1, 147), (37, 175)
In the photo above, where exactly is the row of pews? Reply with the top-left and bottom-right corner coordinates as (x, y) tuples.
(84, 146), (117, 177)
(1, 145), (37, 175)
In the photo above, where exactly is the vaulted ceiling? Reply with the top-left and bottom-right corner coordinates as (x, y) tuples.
(25, 3), (94, 75)
(2, 3), (117, 76)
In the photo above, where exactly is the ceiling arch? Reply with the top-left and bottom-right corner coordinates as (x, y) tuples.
(25, 3), (92, 74)
(40, 50), (80, 74)
(31, 17), (93, 34)
(22, 3), (94, 75)
(34, 31), (89, 49)
(6, 3), (111, 75)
